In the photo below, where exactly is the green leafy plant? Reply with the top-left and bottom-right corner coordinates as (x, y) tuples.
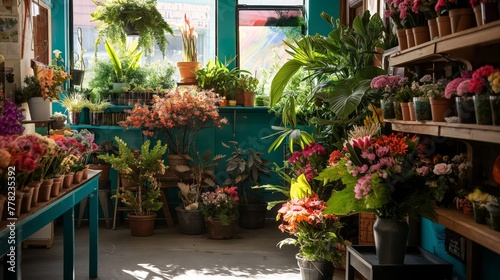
(90, 140), (118, 165)
(90, 0), (173, 56)
(222, 141), (271, 204)
(175, 150), (226, 211)
(105, 40), (143, 83)
(86, 94), (112, 112)
(98, 136), (167, 216)
(195, 57), (249, 100)
(58, 91), (88, 112)
(237, 74), (259, 93)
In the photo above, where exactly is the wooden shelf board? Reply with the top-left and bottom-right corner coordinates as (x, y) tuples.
(390, 21), (500, 67)
(434, 208), (500, 254)
(387, 120), (500, 144)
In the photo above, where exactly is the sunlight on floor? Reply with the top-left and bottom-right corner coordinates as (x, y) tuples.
(121, 263), (302, 280)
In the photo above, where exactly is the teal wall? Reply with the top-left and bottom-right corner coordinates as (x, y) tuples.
(306, 0), (339, 36)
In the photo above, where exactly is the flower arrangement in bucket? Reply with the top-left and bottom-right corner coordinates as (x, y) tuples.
(201, 186), (239, 239)
(120, 88), (228, 156)
(318, 123), (434, 264)
(467, 65), (500, 125)
(277, 194), (345, 277)
(370, 74), (409, 119)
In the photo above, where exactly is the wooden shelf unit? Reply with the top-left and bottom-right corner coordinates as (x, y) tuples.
(387, 120), (500, 144)
(389, 21), (500, 68)
(434, 208), (500, 255)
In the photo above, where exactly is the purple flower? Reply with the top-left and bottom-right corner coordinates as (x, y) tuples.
(0, 99), (25, 136)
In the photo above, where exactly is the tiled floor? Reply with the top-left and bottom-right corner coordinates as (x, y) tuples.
(19, 220), (347, 280)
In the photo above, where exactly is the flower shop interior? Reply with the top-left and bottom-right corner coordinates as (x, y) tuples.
(1, 0), (500, 279)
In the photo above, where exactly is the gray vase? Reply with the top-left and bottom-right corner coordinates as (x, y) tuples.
(373, 217), (409, 264)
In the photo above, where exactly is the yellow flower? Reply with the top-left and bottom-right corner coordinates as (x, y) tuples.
(488, 72), (500, 94)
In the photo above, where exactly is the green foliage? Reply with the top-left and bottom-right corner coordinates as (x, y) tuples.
(237, 74), (259, 93)
(176, 150), (226, 210)
(395, 85), (414, 102)
(14, 76), (41, 103)
(90, 0), (173, 57)
(141, 60), (176, 90)
(195, 57), (249, 99)
(222, 141), (271, 204)
(98, 136), (167, 215)
(105, 40), (143, 83)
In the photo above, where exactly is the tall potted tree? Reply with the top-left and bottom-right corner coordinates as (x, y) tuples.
(222, 141), (271, 229)
(98, 136), (167, 236)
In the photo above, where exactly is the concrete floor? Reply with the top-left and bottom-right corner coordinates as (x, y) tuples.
(20, 220), (347, 280)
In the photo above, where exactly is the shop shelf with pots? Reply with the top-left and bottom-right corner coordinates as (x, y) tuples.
(389, 21), (500, 69)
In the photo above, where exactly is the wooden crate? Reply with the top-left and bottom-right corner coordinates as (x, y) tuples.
(358, 212), (376, 245)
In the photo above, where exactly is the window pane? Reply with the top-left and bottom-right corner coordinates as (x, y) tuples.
(73, 0), (216, 86)
(238, 9), (303, 93)
(238, 0), (303, 5)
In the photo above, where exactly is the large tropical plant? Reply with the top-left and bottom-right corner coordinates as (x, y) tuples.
(267, 11), (386, 151)
(91, 0), (173, 56)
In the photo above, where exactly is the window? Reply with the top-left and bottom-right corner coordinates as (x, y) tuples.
(236, 3), (304, 93)
(72, 0), (216, 85)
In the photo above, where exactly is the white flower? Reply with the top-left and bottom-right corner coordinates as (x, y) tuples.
(433, 163), (452, 175)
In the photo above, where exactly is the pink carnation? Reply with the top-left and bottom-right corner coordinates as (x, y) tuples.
(456, 79), (471, 96)
(444, 78), (467, 99)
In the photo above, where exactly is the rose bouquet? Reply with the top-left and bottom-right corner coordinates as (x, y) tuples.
(426, 153), (471, 204)
(200, 186), (239, 225)
(318, 124), (434, 221)
(277, 194), (345, 263)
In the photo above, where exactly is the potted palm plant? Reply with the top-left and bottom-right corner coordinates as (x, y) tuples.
(222, 141), (271, 229)
(85, 95), (112, 126)
(98, 136), (167, 236)
(90, 0), (173, 57)
(174, 149), (226, 234)
(104, 40), (143, 90)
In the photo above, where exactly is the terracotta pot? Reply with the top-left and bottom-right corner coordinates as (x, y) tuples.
(428, 18), (439, 40)
(39, 178), (54, 202)
(27, 180), (42, 207)
(473, 5), (483, 27)
(243, 91), (255, 107)
(177, 62), (202, 83)
(21, 187), (34, 214)
(430, 97), (453, 122)
(437, 16), (452, 38)
(218, 99), (228, 107)
(397, 28), (408, 51)
(408, 101), (416, 121)
(73, 170), (84, 184)
(405, 29), (415, 48)
(128, 213), (157, 237)
(400, 102), (411, 121)
(82, 165), (89, 180)
(449, 8), (475, 34)
(236, 91), (245, 106)
(413, 26), (430, 45)
(63, 172), (74, 189)
(89, 164), (111, 182)
(51, 176), (63, 197)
